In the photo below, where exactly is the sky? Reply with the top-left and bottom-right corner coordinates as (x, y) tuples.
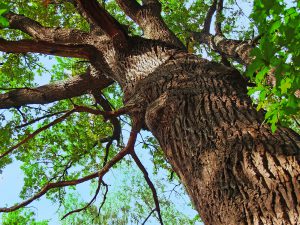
(0, 0), (257, 224)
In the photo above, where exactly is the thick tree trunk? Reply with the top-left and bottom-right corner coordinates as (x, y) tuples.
(125, 53), (300, 225)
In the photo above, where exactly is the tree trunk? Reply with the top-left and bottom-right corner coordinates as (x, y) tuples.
(125, 53), (300, 225)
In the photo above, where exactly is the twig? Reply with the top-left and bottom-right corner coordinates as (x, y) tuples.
(15, 110), (68, 129)
(61, 177), (102, 219)
(131, 151), (164, 225)
(0, 124), (139, 212)
(141, 208), (156, 225)
(0, 109), (76, 159)
(98, 181), (109, 214)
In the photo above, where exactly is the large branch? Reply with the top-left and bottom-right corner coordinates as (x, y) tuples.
(192, 32), (253, 65)
(0, 38), (94, 59)
(5, 12), (90, 44)
(0, 71), (113, 109)
(215, 0), (224, 35)
(75, 0), (128, 48)
(116, 0), (185, 49)
(203, 0), (217, 33)
(191, 0), (251, 65)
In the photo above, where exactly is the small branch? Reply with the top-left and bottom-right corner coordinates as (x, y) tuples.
(141, 208), (156, 225)
(92, 90), (121, 143)
(61, 177), (102, 219)
(131, 151), (164, 225)
(0, 109), (76, 159)
(15, 110), (68, 129)
(75, 105), (129, 118)
(98, 181), (109, 214)
(0, 124), (139, 213)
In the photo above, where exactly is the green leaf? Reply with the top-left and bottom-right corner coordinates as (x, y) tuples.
(0, 16), (9, 27)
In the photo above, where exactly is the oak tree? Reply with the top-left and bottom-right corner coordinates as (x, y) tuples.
(0, 0), (299, 224)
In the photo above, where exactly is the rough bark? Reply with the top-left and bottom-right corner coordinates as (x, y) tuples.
(123, 51), (300, 225)
(0, 71), (113, 109)
(191, 32), (253, 65)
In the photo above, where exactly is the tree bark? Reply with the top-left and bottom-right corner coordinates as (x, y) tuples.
(125, 52), (300, 225)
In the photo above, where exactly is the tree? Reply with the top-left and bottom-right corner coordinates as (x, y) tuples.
(0, 0), (299, 224)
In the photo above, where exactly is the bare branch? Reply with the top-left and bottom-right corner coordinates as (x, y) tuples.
(61, 177), (102, 219)
(98, 181), (109, 214)
(92, 90), (121, 143)
(0, 71), (113, 109)
(131, 151), (164, 225)
(0, 125), (139, 213)
(15, 110), (68, 129)
(116, 0), (185, 49)
(0, 38), (94, 59)
(203, 0), (217, 33)
(5, 12), (90, 44)
(141, 208), (156, 225)
(75, 105), (130, 118)
(215, 0), (224, 36)
(190, 32), (253, 65)
(75, 0), (128, 48)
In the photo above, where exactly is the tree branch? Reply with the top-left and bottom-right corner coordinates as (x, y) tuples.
(131, 151), (164, 225)
(203, 0), (217, 33)
(75, 0), (128, 48)
(116, 0), (185, 49)
(0, 125), (139, 213)
(190, 32), (253, 65)
(5, 12), (90, 44)
(0, 38), (94, 59)
(0, 109), (76, 159)
(61, 177), (102, 219)
(15, 110), (68, 129)
(141, 209), (156, 225)
(92, 90), (121, 143)
(0, 71), (113, 109)
(215, 0), (224, 36)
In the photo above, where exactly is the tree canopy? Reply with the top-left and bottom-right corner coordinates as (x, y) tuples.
(0, 0), (299, 224)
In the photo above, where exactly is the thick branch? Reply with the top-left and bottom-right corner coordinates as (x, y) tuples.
(5, 12), (90, 44)
(0, 72), (113, 109)
(116, 0), (185, 49)
(191, 32), (253, 65)
(0, 38), (94, 58)
(203, 0), (217, 33)
(75, 0), (128, 48)
(215, 0), (224, 36)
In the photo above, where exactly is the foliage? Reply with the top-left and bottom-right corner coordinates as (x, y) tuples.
(247, 0), (300, 132)
(1, 208), (48, 225)
(59, 160), (200, 225)
(0, 3), (9, 27)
